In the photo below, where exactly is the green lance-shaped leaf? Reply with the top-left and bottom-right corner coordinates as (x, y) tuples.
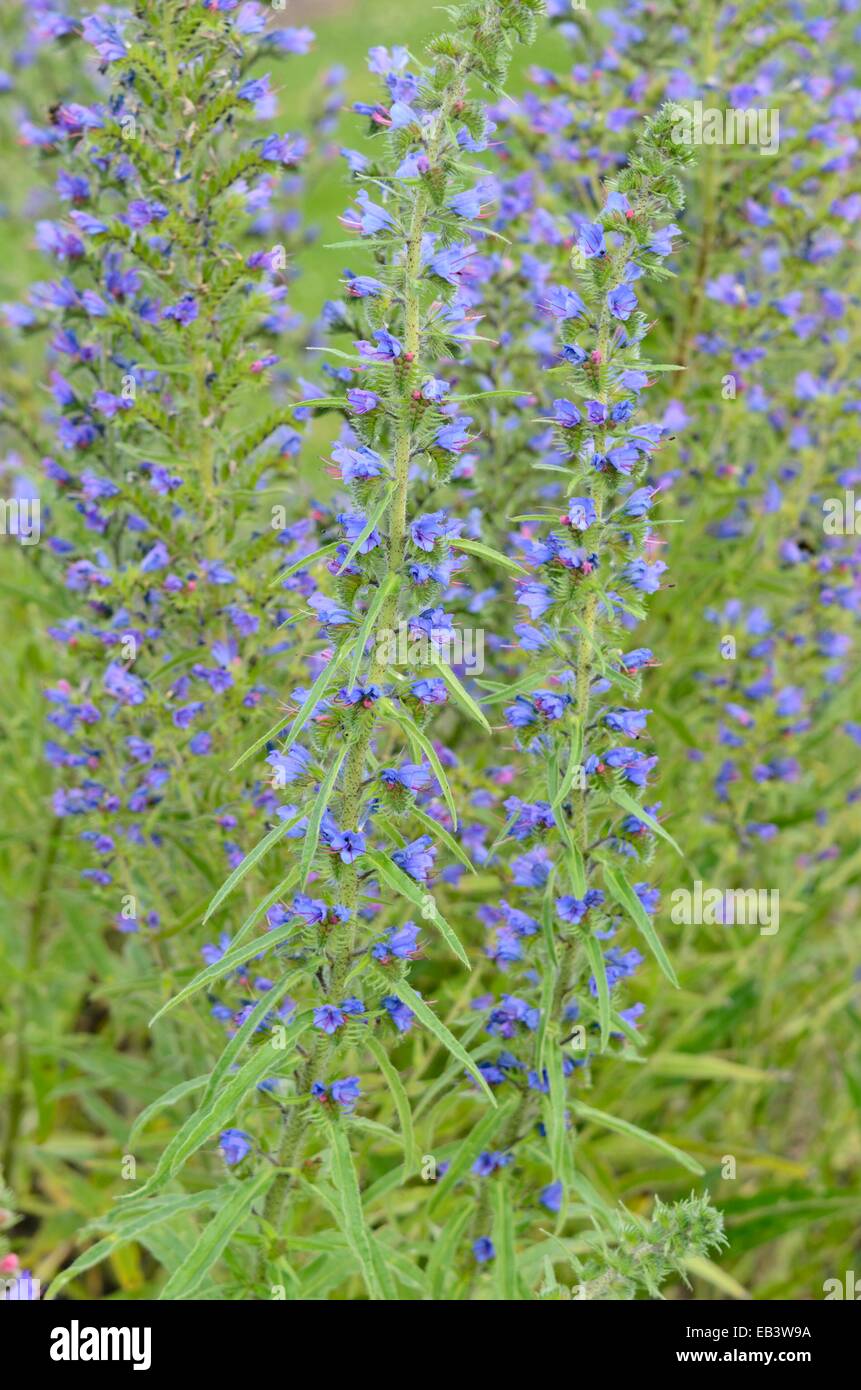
(609, 785), (684, 857)
(387, 977), (496, 1107)
(269, 541), (339, 588)
(582, 931), (611, 1051)
(335, 482), (394, 576)
(552, 720), (584, 810)
(544, 1038), (567, 1181)
(364, 848), (470, 969)
(541, 864), (559, 969)
(123, 1015), (312, 1201)
(572, 1100), (704, 1176)
(449, 536), (529, 575)
(603, 864), (679, 989)
(232, 868), (301, 950)
(327, 1121), (397, 1301)
(45, 1191), (218, 1299)
(428, 652), (492, 733)
(388, 702), (459, 829)
(346, 572), (400, 690)
(149, 917), (301, 1026)
(428, 1096), (517, 1212)
(299, 743), (350, 886)
(410, 803), (476, 875)
(128, 1075), (208, 1146)
(278, 636), (356, 754)
(231, 637), (351, 774)
(202, 809), (305, 926)
(555, 808), (587, 898)
(534, 966), (555, 1077)
(427, 1200), (474, 1299)
(366, 1035), (417, 1179)
(159, 1169), (275, 1300)
(202, 967), (307, 1108)
(229, 710), (293, 773)
(493, 1173), (518, 1300)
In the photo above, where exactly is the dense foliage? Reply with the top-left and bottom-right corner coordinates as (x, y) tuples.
(0, 0), (857, 1302)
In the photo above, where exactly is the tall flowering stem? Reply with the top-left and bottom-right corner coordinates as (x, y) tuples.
(457, 107), (702, 1263)
(0, 0), (318, 928)
(253, 0), (545, 1274)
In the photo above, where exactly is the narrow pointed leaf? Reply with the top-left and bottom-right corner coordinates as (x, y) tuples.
(45, 1193), (218, 1299)
(150, 917), (300, 1026)
(123, 1014), (312, 1201)
(387, 977), (496, 1106)
(428, 1097), (516, 1211)
(366, 1036), (417, 1180)
(494, 1173), (518, 1299)
(552, 721), (584, 809)
(604, 864), (679, 988)
(202, 967), (307, 1108)
(449, 536), (528, 575)
(299, 743), (349, 886)
(328, 1122), (396, 1300)
(346, 572), (400, 689)
(335, 483), (393, 576)
(410, 804), (476, 874)
(128, 1075), (208, 1146)
(229, 711), (292, 773)
(159, 1170), (275, 1300)
(364, 848), (470, 968)
(582, 932), (611, 1051)
(610, 785), (683, 856)
(202, 810), (304, 926)
(280, 639), (354, 754)
(428, 653), (491, 733)
(269, 542), (338, 588)
(572, 1100), (704, 1175)
(388, 703), (459, 830)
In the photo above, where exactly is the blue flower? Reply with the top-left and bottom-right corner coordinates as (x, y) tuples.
(380, 763), (431, 792)
(330, 1076), (361, 1110)
(577, 221), (606, 258)
(392, 835), (436, 882)
(410, 511), (460, 550)
(541, 285), (587, 320)
(540, 1181), (563, 1212)
(472, 1150), (513, 1176)
(347, 388), (380, 414)
(372, 921), (421, 962)
(604, 708), (651, 738)
(355, 329), (402, 361)
(552, 398), (582, 428)
(219, 1129), (252, 1165)
(382, 995), (414, 1033)
(608, 284), (638, 320)
(314, 1004), (346, 1035)
(410, 678), (448, 706)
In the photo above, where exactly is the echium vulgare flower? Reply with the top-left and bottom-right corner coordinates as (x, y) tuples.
(1, 1), (317, 929)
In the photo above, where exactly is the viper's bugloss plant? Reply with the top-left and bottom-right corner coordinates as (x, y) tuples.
(448, 105), (719, 1270)
(1, 0), (321, 928)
